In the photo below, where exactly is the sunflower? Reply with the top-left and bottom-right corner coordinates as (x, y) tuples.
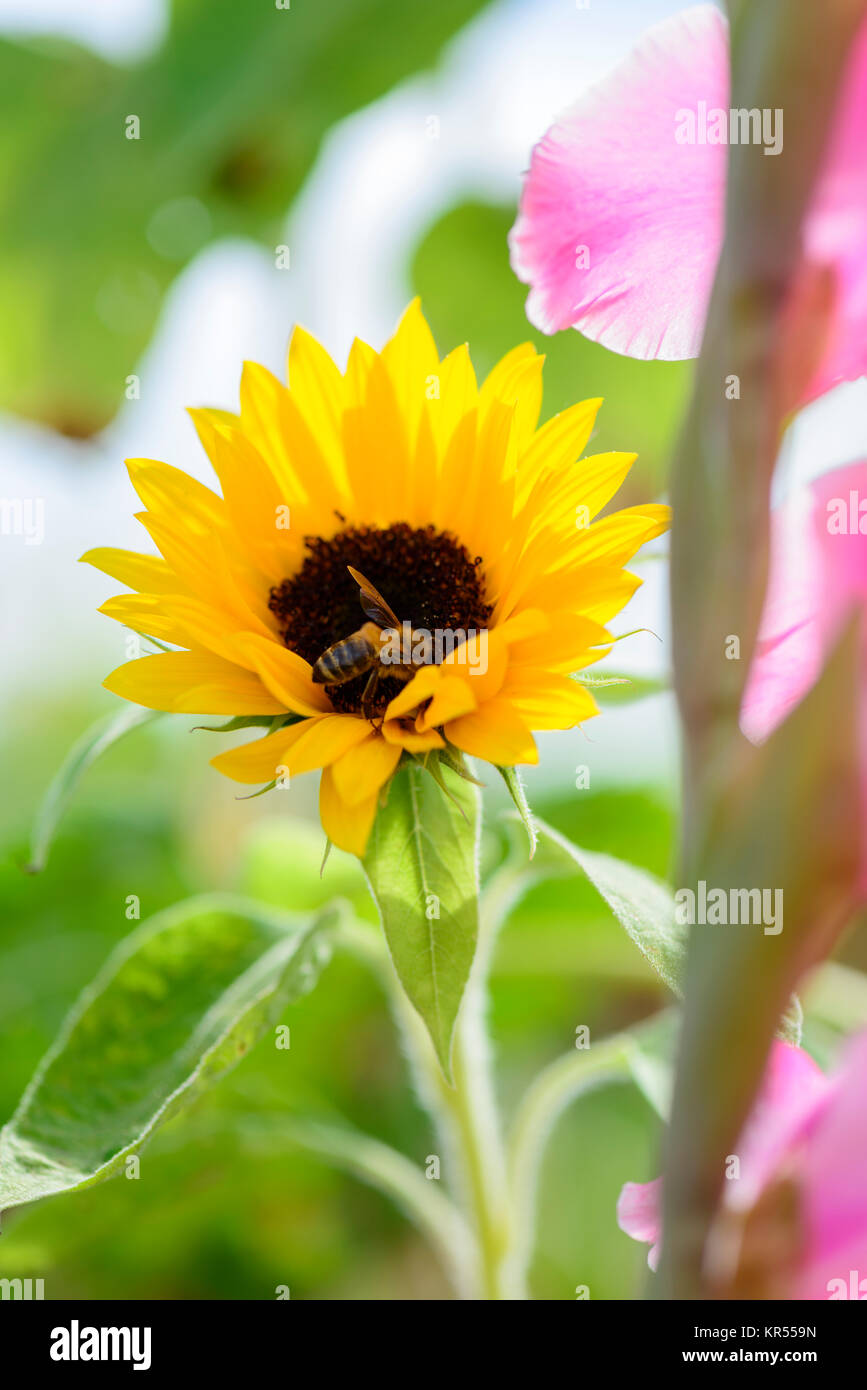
(82, 301), (668, 855)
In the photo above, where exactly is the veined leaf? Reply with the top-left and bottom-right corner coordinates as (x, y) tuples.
(529, 818), (801, 1045)
(27, 705), (160, 873)
(532, 818), (687, 999)
(0, 894), (338, 1215)
(363, 762), (480, 1079)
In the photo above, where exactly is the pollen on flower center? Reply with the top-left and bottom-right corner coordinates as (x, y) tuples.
(268, 521), (492, 715)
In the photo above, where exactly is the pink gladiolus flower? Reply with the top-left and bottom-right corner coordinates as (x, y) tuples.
(510, 4), (867, 404)
(741, 460), (867, 748)
(618, 1033), (867, 1298)
(741, 459), (867, 894)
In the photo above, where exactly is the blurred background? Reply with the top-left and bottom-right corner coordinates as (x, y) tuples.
(2, 0), (866, 1301)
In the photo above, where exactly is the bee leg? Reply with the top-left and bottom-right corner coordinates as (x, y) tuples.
(360, 668), (380, 725)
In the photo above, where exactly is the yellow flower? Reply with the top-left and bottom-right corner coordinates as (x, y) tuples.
(83, 301), (668, 855)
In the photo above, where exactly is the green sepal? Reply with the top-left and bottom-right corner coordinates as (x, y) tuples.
(495, 765), (536, 857)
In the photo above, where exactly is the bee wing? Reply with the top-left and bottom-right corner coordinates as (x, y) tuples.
(347, 566), (401, 629)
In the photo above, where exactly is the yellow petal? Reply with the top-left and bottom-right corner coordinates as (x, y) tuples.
(502, 668), (600, 728)
(80, 547), (180, 595)
(506, 613), (612, 672)
(135, 510), (274, 638)
(384, 666), (442, 722)
(104, 651), (282, 715)
(381, 720), (445, 752)
(319, 764), (380, 857)
(330, 733), (402, 807)
(519, 565), (642, 626)
(501, 505), (669, 616)
(99, 593), (184, 643)
(239, 359), (348, 532)
(570, 504), (671, 567)
(287, 324), (344, 442)
(235, 633), (333, 716)
(188, 406), (290, 580)
(126, 458), (225, 532)
(516, 397), (603, 504)
(479, 347), (544, 452)
(524, 451), (638, 543)
(419, 674), (478, 729)
(344, 337), (378, 407)
(211, 712), (370, 784)
(426, 343), (478, 459)
(342, 356), (411, 523)
(101, 593), (271, 669)
(445, 701), (538, 765)
(442, 629), (508, 703)
(381, 298), (440, 446)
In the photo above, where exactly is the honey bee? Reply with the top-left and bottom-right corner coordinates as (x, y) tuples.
(312, 566), (418, 720)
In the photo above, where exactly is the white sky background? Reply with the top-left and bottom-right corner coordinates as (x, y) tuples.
(1, 0), (865, 798)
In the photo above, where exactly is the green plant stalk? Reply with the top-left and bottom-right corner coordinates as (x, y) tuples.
(507, 1036), (635, 1284)
(347, 857), (529, 1299)
(384, 916), (521, 1300)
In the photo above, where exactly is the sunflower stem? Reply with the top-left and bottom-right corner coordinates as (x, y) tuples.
(359, 856), (528, 1299)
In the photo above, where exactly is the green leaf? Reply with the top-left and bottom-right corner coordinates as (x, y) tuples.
(529, 817), (801, 1044)
(575, 673), (670, 705)
(532, 818), (688, 1000)
(193, 713), (302, 734)
(192, 715), (280, 733)
(362, 762), (480, 1079)
(0, 894), (338, 1215)
(26, 705), (160, 874)
(1, 0), (493, 435)
(496, 765), (537, 856)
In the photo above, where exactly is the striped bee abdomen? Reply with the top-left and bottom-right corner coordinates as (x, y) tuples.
(312, 627), (379, 685)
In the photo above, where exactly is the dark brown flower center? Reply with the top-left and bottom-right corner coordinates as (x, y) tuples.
(269, 522), (491, 715)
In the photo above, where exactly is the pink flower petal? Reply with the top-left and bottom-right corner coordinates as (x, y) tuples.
(509, 4), (727, 357)
(617, 1177), (663, 1270)
(797, 1031), (867, 1297)
(511, 5), (867, 400)
(731, 1041), (831, 1211)
(740, 483), (828, 745)
(803, 21), (867, 401)
(617, 1043), (831, 1275)
(741, 461), (867, 891)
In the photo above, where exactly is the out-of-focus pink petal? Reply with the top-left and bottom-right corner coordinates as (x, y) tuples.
(617, 1045), (830, 1276)
(796, 1031), (867, 1298)
(742, 460), (867, 893)
(730, 1041), (831, 1211)
(617, 1177), (663, 1270)
(509, 5), (727, 357)
(742, 459), (867, 741)
(803, 21), (867, 401)
(740, 486), (827, 745)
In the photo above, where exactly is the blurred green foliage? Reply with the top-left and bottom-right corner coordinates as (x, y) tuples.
(0, 0), (491, 436)
(0, 701), (672, 1299)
